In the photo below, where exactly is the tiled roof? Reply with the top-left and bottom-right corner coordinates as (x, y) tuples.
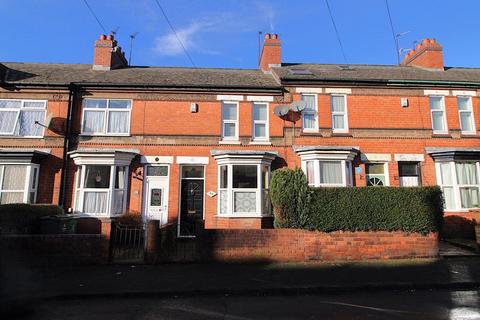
(0, 62), (281, 89)
(273, 63), (480, 84)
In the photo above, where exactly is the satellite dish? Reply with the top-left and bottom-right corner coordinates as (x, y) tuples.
(273, 105), (290, 117)
(290, 100), (307, 112)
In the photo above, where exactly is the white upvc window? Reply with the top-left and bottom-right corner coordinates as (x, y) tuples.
(429, 96), (448, 134)
(0, 164), (39, 204)
(81, 99), (131, 135)
(436, 161), (480, 210)
(457, 96), (476, 134)
(0, 99), (47, 137)
(74, 164), (129, 217)
(302, 160), (352, 187)
(331, 94), (348, 132)
(221, 101), (239, 140)
(252, 102), (269, 141)
(218, 163), (271, 217)
(301, 94), (318, 132)
(365, 163), (390, 187)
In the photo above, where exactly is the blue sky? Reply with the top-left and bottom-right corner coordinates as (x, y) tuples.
(1, 0), (479, 68)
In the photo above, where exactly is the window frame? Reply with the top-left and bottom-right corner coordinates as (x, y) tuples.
(81, 98), (132, 136)
(251, 102), (269, 141)
(301, 93), (319, 132)
(0, 99), (47, 138)
(217, 163), (271, 217)
(330, 94), (349, 133)
(457, 96), (476, 135)
(0, 164), (39, 204)
(301, 159), (352, 187)
(221, 101), (239, 141)
(74, 164), (129, 217)
(429, 95), (448, 134)
(365, 162), (390, 187)
(398, 161), (422, 187)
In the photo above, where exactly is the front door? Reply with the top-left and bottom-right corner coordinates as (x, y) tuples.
(144, 165), (169, 225)
(179, 166), (205, 237)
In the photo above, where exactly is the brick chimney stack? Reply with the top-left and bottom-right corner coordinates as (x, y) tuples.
(259, 33), (281, 72)
(401, 38), (444, 70)
(93, 34), (128, 70)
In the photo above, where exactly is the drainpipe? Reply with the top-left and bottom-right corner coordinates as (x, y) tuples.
(58, 83), (77, 210)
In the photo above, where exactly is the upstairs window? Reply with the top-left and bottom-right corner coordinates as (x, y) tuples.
(457, 96), (476, 134)
(252, 102), (269, 141)
(301, 94), (318, 131)
(82, 99), (131, 135)
(221, 101), (238, 140)
(331, 95), (348, 132)
(429, 96), (448, 134)
(0, 99), (46, 137)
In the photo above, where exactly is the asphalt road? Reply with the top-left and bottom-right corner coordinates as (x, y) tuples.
(7, 289), (480, 320)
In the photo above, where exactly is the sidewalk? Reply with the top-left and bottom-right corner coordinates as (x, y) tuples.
(2, 256), (480, 307)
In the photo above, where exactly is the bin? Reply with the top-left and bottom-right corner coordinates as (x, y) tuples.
(40, 215), (77, 234)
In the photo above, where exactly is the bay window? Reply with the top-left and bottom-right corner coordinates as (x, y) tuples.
(70, 149), (137, 217)
(81, 99), (131, 135)
(0, 164), (39, 204)
(436, 161), (480, 210)
(457, 96), (475, 134)
(212, 150), (276, 217)
(0, 99), (46, 137)
(296, 146), (358, 187)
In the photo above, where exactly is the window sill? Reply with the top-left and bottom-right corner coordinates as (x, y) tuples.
(218, 140), (241, 145)
(301, 131), (321, 136)
(0, 136), (45, 139)
(249, 140), (272, 145)
(460, 133), (479, 138)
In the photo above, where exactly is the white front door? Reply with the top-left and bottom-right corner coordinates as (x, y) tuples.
(145, 176), (169, 225)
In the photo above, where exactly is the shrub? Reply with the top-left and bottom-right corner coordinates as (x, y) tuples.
(306, 186), (444, 234)
(270, 168), (310, 228)
(0, 204), (64, 234)
(117, 212), (143, 226)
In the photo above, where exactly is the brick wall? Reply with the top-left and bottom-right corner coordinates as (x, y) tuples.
(0, 234), (110, 266)
(149, 224), (439, 262)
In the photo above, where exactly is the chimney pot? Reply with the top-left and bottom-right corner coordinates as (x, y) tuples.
(100, 34), (106, 40)
(401, 36), (444, 69)
(107, 34), (113, 41)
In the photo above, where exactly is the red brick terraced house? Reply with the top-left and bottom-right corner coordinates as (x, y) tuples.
(0, 34), (479, 238)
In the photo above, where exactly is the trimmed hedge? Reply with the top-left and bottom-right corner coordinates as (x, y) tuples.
(0, 204), (64, 234)
(270, 168), (444, 234)
(307, 187), (444, 234)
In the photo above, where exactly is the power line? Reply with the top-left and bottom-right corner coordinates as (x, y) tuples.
(81, 0), (107, 33)
(385, 0), (400, 65)
(152, 0), (196, 68)
(324, 0), (348, 64)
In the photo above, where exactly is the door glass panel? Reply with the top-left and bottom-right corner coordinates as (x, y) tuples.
(150, 188), (162, 206)
(146, 166), (168, 176)
(181, 166), (204, 178)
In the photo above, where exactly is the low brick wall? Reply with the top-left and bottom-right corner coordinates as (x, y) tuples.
(149, 223), (439, 263)
(0, 234), (110, 266)
(201, 229), (439, 262)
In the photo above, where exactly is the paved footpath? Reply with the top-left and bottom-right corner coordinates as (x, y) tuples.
(2, 257), (480, 307)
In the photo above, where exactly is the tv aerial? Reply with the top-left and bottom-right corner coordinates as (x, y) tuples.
(129, 32), (139, 65)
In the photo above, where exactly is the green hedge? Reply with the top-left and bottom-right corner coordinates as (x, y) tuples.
(0, 204), (64, 234)
(270, 168), (444, 234)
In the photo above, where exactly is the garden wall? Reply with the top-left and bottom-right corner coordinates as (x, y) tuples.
(148, 223), (439, 263)
(0, 234), (110, 266)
